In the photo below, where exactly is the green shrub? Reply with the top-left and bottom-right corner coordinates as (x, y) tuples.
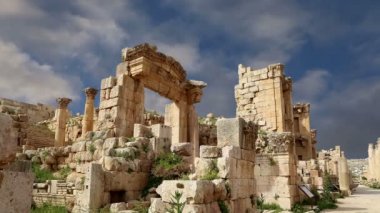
(142, 175), (163, 197)
(58, 166), (71, 180)
(368, 180), (380, 189)
(291, 203), (307, 213)
(88, 143), (96, 154)
(133, 202), (149, 213)
(152, 153), (187, 179)
(200, 160), (219, 180)
(114, 151), (136, 161)
(32, 163), (56, 183)
(166, 191), (185, 213)
(317, 198), (337, 210)
(261, 203), (283, 212)
(218, 200), (229, 213)
(31, 203), (67, 213)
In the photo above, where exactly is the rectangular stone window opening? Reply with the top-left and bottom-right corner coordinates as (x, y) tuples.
(110, 190), (126, 203)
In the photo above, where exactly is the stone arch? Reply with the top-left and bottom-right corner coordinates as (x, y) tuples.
(97, 44), (206, 153)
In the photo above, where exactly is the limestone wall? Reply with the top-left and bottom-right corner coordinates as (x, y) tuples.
(293, 103), (313, 160)
(235, 64), (293, 132)
(150, 118), (257, 213)
(0, 98), (54, 123)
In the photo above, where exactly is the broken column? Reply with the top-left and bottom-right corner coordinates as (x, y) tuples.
(54, 97), (71, 147)
(338, 152), (350, 195)
(82, 87), (98, 134)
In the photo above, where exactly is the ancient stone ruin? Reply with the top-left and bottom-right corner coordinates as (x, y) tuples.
(0, 43), (356, 213)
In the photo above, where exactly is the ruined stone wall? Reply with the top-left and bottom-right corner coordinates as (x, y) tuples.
(0, 98), (55, 151)
(235, 64), (293, 132)
(293, 103), (313, 160)
(255, 132), (299, 209)
(0, 98), (54, 123)
(150, 118), (257, 213)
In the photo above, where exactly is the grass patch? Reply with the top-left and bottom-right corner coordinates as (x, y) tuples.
(32, 163), (56, 183)
(152, 153), (188, 180)
(261, 203), (283, 212)
(58, 166), (71, 180)
(88, 143), (96, 154)
(200, 159), (219, 180)
(31, 203), (67, 213)
(218, 200), (229, 213)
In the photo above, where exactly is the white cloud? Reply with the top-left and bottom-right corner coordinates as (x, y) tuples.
(0, 40), (80, 104)
(157, 42), (202, 73)
(0, 0), (43, 17)
(293, 70), (330, 103)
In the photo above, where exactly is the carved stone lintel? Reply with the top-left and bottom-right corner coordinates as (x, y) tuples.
(56, 98), (72, 109)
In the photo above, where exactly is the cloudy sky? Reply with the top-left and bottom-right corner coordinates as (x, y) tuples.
(1, 0), (380, 158)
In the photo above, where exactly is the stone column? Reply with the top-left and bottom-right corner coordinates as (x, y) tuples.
(82, 87), (98, 135)
(338, 152), (350, 196)
(55, 98), (71, 147)
(368, 144), (374, 180)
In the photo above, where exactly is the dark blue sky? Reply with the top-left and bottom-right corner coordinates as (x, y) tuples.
(1, 0), (380, 158)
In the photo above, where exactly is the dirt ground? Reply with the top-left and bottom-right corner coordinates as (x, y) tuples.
(324, 185), (380, 213)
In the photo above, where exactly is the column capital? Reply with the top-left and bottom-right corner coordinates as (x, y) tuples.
(84, 87), (98, 98)
(56, 97), (72, 109)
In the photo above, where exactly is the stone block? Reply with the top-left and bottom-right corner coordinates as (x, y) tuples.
(71, 141), (87, 152)
(216, 118), (245, 148)
(103, 138), (118, 150)
(194, 158), (216, 179)
(156, 180), (215, 204)
(149, 198), (167, 213)
(222, 146), (241, 159)
(110, 202), (127, 213)
(150, 124), (171, 139)
(104, 172), (148, 191)
(241, 149), (255, 162)
(212, 179), (227, 200)
(217, 157), (237, 179)
(133, 124), (151, 138)
(200, 146), (221, 158)
(236, 159), (255, 179)
(226, 179), (255, 200)
(150, 138), (171, 155)
(171, 142), (192, 156)
(101, 76), (116, 89)
(228, 198), (255, 213)
(110, 86), (123, 98)
(99, 98), (120, 109)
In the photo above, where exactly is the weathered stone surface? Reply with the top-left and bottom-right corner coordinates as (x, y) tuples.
(110, 202), (127, 213)
(194, 158), (217, 179)
(104, 171), (148, 191)
(200, 145), (221, 158)
(171, 142), (192, 156)
(72, 141), (87, 152)
(149, 198), (167, 213)
(156, 180), (215, 204)
(103, 138), (118, 150)
(216, 118), (244, 148)
(0, 170), (34, 213)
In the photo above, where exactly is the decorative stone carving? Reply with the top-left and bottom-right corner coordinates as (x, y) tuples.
(256, 132), (293, 154)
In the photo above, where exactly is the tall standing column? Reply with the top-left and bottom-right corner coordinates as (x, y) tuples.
(338, 152), (350, 196)
(55, 98), (71, 147)
(82, 88), (98, 135)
